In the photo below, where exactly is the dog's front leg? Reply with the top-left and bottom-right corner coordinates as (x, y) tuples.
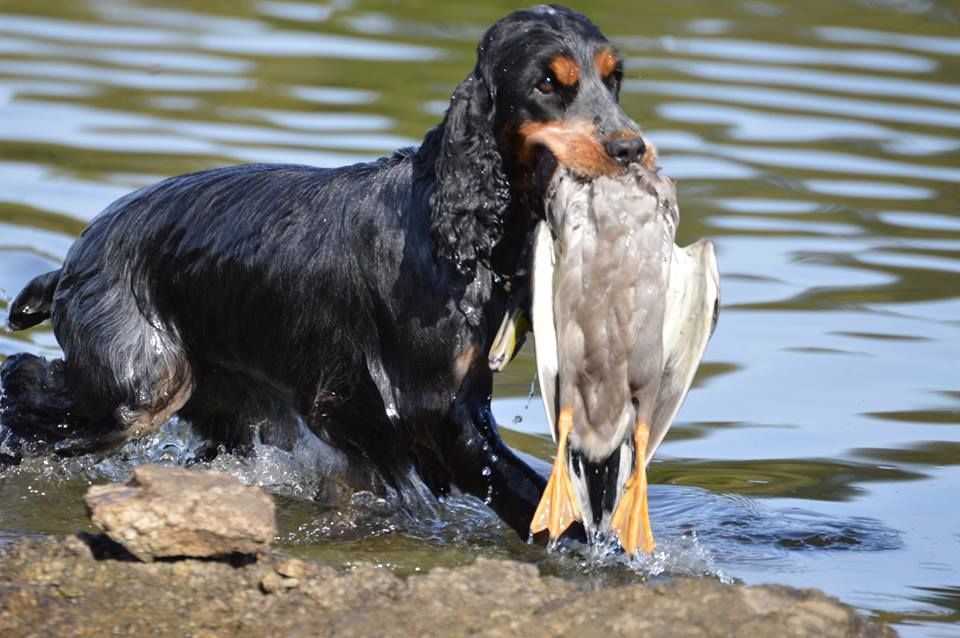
(438, 397), (548, 540)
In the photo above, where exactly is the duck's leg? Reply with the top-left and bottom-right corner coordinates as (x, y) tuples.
(610, 423), (655, 555)
(530, 407), (581, 542)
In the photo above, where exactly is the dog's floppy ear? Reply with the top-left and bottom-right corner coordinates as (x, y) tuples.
(430, 73), (510, 273)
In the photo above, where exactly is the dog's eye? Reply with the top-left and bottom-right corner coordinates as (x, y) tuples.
(606, 71), (623, 93)
(536, 74), (556, 95)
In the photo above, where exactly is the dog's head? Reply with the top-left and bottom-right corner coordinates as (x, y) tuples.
(430, 5), (653, 272)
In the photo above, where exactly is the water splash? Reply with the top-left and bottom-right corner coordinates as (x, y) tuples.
(536, 530), (733, 584)
(526, 373), (538, 407)
(0, 417), (901, 587)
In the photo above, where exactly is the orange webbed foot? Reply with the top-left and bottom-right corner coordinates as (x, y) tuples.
(610, 424), (655, 556)
(530, 408), (581, 543)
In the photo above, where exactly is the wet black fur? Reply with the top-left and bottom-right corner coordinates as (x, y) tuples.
(1, 6), (629, 539)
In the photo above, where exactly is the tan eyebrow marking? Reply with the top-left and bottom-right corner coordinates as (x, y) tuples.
(549, 55), (580, 86)
(595, 47), (619, 78)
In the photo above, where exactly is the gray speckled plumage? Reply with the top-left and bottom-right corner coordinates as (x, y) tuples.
(549, 166), (676, 461)
(532, 162), (719, 535)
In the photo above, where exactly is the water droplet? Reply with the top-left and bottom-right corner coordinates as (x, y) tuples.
(481, 466), (492, 477)
(525, 373), (538, 409)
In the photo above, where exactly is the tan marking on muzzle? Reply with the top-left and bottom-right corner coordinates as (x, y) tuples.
(640, 139), (659, 171)
(519, 120), (624, 178)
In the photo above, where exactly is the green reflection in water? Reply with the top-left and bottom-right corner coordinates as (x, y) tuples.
(0, 203), (86, 237)
(651, 458), (925, 501)
(853, 441), (960, 467)
(0, 473), (95, 538)
(831, 331), (931, 343)
(865, 408), (960, 425)
(874, 584), (960, 628)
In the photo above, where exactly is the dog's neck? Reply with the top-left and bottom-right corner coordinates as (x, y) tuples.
(412, 124), (535, 284)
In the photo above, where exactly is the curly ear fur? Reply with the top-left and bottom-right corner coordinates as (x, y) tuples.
(430, 74), (511, 273)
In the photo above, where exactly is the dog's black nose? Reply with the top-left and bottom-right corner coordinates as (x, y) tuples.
(604, 136), (646, 166)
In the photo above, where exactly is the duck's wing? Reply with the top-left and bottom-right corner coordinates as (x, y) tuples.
(531, 220), (560, 442)
(645, 239), (720, 464)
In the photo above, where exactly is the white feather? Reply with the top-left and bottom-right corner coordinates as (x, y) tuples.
(531, 220), (559, 442)
(645, 239), (720, 464)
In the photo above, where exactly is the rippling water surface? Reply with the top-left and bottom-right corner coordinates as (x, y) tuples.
(1, 1), (959, 635)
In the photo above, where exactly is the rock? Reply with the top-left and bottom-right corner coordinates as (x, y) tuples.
(84, 464), (276, 561)
(260, 571), (286, 593)
(276, 558), (311, 579)
(0, 537), (897, 638)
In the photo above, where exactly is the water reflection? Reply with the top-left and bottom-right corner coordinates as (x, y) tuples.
(1, 0), (959, 635)
(865, 409), (960, 425)
(653, 457), (926, 501)
(854, 442), (960, 468)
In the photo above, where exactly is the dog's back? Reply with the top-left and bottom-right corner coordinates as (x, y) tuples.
(1, 159), (420, 461)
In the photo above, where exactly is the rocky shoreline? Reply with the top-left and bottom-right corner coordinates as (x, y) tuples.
(0, 535), (895, 638)
(0, 465), (897, 637)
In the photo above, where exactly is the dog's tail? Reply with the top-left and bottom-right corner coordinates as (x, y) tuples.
(7, 269), (61, 330)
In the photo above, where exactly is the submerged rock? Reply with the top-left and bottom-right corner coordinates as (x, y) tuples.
(84, 464), (276, 561)
(0, 536), (896, 638)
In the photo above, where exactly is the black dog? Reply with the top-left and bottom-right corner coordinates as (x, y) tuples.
(0, 5), (652, 538)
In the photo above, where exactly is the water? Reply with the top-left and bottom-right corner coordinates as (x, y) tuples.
(0, 1), (958, 635)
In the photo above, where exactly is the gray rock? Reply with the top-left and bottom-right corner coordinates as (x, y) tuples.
(84, 464), (276, 561)
(0, 538), (897, 637)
